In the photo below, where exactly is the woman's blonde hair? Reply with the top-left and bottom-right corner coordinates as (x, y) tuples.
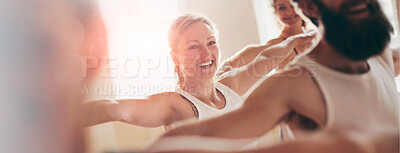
(168, 13), (219, 88)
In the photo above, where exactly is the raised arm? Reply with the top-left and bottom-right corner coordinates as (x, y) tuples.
(220, 33), (316, 95)
(215, 39), (283, 76)
(162, 73), (293, 139)
(82, 92), (179, 127)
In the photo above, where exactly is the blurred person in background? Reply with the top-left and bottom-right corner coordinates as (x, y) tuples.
(0, 0), (107, 152)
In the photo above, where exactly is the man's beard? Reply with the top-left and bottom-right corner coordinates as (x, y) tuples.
(313, 0), (393, 61)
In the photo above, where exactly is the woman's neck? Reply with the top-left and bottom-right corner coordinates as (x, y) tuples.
(181, 78), (221, 104)
(281, 24), (303, 39)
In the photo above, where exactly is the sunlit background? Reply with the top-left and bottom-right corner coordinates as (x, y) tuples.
(85, 0), (400, 152)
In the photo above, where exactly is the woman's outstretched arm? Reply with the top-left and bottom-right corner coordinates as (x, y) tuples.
(82, 92), (181, 127)
(220, 32), (316, 95)
(215, 39), (283, 77)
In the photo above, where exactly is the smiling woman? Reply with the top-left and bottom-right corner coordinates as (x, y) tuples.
(168, 14), (220, 90)
(87, 0), (181, 152)
(83, 13), (246, 152)
(84, 8), (315, 151)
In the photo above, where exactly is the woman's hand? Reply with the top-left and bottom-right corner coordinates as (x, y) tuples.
(288, 30), (318, 54)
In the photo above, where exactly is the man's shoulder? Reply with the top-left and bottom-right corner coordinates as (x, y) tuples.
(251, 65), (325, 113)
(258, 66), (316, 93)
(275, 64), (315, 80)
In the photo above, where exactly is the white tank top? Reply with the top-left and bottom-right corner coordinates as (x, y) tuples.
(176, 82), (244, 120)
(281, 55), (400, 140)
(175, 82), (258, 149)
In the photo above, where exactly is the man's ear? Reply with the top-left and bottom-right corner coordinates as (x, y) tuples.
(298, 0), (320, 19)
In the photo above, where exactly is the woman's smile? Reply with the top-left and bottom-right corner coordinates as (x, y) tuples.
(197, 60), (214, 68)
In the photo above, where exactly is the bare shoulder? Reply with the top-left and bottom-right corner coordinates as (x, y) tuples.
(235, 67), (311, 116)
(258, 66), (314, 90)
(254, 66), (324, 105)
(242, 67), (305, 104)
(141, 92), (187, 110)
(276, 66), (327, 126)
(147, 92), (186, 104)
(149, 92), (182, 98)
(281, 65), (324, 95)
(151, 92), (197, 119)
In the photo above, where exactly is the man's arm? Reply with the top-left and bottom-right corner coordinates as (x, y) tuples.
(156, 133), (366, 153)
(163, 73), (293, 139)
(156, 133), (367, 153)
(156, 129), (399, 153)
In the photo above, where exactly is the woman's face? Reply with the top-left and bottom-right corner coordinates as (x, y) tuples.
(174, 22), (220, 81)
(274, 0), (301, 26)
